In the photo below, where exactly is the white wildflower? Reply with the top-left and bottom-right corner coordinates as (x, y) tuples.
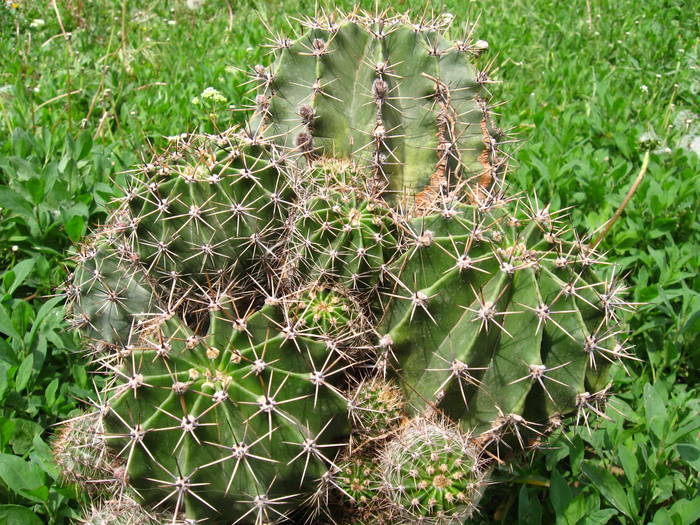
(186, 0), (205, 10)
(200, 87), (226, 104)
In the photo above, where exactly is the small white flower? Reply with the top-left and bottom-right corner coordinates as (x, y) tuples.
(640, 85), (648, 93)
(167, 19), (176, 25)
(200, 86), (226, 104)
(186, 0), (205, 10)
(30, 19), (46, 29)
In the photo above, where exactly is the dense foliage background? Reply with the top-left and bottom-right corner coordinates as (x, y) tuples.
(0, 1), (698, 523)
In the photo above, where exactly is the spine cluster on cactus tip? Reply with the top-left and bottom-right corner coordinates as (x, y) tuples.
(55, 8), (634, 525)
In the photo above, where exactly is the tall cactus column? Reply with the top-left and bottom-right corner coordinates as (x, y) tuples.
(251, 12), (501, 205)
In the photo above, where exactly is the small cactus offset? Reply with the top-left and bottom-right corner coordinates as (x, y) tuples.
(56, 9), (633, 525)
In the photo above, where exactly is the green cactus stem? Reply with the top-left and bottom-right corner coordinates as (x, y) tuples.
(98, 297), (350, 523)
(250, 12), (501, 204)
(378, 197), (628, 446)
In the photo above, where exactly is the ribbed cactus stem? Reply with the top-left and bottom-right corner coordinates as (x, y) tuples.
(378, 198), (627, 444)
(251, 12), (501, 205)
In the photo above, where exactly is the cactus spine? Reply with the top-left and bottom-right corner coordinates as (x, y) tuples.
(56, 9), (632, 525)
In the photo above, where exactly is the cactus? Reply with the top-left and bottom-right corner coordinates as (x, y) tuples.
(56, 9), (633, 525)
(377, 199), (625, 444)
(121, 131), (292, 314)
(67, 239), (155, 348)
(381, 417), (485, 523)
(80, 497), (163, 525)
(287, 159), (399, 293)
(250, 12), (501, 203)
(100, 298), (350, 523)
(52, 411), (118, 493)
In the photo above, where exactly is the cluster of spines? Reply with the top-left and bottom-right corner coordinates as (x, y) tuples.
(334, 415), (486, 525)
(347, 377), (405, 437)
(89, 293), (364, 524)
(80, 496), (164, 525)
(65, 231), (156, 349)
(116, 130), (292, 316)
(381, 417), (485, 523)
(52, 411), (119, 493)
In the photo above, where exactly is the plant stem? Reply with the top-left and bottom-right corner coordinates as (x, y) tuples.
(592, 150), (650, 248)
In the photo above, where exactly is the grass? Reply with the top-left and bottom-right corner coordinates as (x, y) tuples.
(0, 0), (698, 523)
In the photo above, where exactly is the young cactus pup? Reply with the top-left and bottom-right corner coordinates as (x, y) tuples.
(56, 9), (632, 525)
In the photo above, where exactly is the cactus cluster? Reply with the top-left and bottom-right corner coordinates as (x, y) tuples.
(56, 9), (633, 525)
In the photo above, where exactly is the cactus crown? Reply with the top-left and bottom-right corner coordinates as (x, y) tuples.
(57, 8), (632, 525)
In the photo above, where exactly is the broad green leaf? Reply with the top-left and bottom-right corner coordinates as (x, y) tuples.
(3, 259), (35, 296)
(676, 443), (700, 473)
(518, 485), (543, 525)
(0, 188), (34, 220)
(668, 498), (700, 525)
(564, 492), (599, 525)
(0, 305), (21, 341)
(0, 505), (42, 525)
(0, 453), (45, 492)
(8, 419), (42, 455)
(14, 354), (33, 393)
(0, 363), (8, 400)
(44, 378), (59, 407)
(75, 130), (93, 160)
(550, 469), (572, 520)
(582, 462), (638, 518)
(64, 215), (86, 242)
(29, 295), (64, 333)
(580, 509), (618, 525)
(644, 382), (668, 439)
(617, 442), (638, 483)
(0, 418), (16, 449)
(30, 434), (59, 480)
